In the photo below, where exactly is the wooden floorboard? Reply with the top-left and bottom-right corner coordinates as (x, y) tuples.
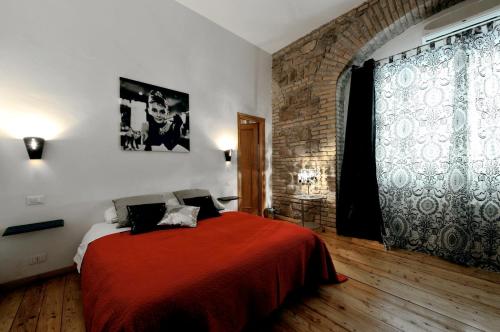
(0, 231), (498, 331)
(10, 282), (44, 332)
(327, 241), (500, 308)
(318, 279), (481, 332)
(36, 276), (65, 332)
(60, 274), (85, 332)
(0, 287), (25, 332)
(329, 234), (500, 285)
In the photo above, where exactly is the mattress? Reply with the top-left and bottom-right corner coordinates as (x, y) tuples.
(80, 211), (342, 332)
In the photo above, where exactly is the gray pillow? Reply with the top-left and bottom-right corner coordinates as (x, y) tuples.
(173, 189), (225, 211)
(164, 192), (180, 206)
(113, 193), (171, 228)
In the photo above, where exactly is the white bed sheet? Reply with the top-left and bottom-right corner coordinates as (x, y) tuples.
(74, 223), (130, 272)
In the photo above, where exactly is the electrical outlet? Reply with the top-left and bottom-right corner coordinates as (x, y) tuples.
(28, 253), (47, 265)
(28, 256), (37, 265)
(26, 195), (45, 206)
(37, 252), (47, 263)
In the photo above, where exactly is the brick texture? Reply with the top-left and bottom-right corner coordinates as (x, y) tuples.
(272, 0), (464, 228)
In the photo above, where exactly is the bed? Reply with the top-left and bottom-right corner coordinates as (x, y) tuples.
(76, 211), (344, 332)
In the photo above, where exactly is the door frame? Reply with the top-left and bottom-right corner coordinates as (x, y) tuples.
(237, 112), (266, 216)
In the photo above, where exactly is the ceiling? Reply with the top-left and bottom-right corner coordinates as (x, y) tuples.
(175, 0), (366, 54)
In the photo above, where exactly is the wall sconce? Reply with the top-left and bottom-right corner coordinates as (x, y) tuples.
(23, 137), (45, 159)
(298, 168), (318, 196)
(224, 149), (232, 162)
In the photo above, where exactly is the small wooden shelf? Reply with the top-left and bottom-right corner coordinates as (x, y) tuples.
(217, 196), (239, 202)
(3, 219), (64, 236)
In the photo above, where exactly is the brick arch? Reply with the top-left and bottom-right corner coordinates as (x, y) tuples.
(271, 0), (464, 227)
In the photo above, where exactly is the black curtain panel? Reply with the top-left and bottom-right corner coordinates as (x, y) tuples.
(337, 59), (383, 242)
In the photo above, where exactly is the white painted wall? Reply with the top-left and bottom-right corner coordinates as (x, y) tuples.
(0, 0), (272, 283)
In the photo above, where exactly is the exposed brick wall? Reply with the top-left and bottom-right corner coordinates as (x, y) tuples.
(272, 0), (464, 227)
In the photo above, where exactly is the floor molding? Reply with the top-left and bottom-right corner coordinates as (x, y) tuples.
(0, 265), (76, 292)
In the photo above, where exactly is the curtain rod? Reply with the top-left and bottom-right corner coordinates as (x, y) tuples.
(375, 19), (497, 65)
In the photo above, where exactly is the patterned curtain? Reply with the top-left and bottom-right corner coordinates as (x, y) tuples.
(374, 21), (500, 271)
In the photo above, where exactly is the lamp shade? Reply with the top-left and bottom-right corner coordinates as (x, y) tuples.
(298, 168), (317, 184)
(224, 149), (232, 162)
(23, 137), (45, 159)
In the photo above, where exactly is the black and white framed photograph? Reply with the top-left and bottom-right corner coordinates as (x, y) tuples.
(119, 77), (190, 152)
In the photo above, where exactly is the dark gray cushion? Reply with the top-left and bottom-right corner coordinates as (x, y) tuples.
(113, 194), (167, 228)
(127, 203), (167, 234)
(173, 189), (225, 211)
(183, 196), (222, 221)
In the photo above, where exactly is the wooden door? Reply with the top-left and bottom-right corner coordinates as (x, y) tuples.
(239, 123), (259, 214)
(238, 113), (265, 216)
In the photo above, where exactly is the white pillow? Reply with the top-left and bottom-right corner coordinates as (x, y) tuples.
(213, 197), (226, 211)
(158, 205), (199, 228)
(104, 206), (118, 224)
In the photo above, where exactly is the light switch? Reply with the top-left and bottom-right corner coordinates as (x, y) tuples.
(26, 195), (45, 206)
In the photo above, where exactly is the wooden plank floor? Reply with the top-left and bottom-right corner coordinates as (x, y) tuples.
(1, 231), (498, 332)
(0, 274), (85, 332)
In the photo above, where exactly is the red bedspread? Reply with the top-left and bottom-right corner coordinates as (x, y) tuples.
(81, 212), (342, 332)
